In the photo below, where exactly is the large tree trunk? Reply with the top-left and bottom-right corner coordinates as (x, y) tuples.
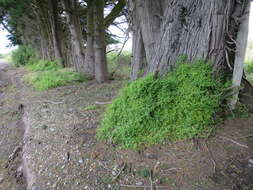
(93, 0), (108, 83)
(48, 0), (64, 66)
(229, 1), (251, 110)
(130, 1), (146, 80)
(131, 0), (250, 76)
(61, 0), (86, 73)
(84, 0), (95, 78)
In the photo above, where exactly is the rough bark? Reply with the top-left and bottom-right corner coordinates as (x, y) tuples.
(131, 0), (250, 76)
(229, 1), (251, 110)
(48, 0), (64, 66)
(94, 0), (108, 83)
(61, 0), (86, 73)
(130, 1), (146, 80)
(84, 0), (95, 77)
(35, 0), (55, 60)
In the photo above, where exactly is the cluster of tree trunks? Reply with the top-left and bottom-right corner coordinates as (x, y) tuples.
(130, 0), (251, 77)
(130, 0), (252, 109)
(3, 0), (126, 83)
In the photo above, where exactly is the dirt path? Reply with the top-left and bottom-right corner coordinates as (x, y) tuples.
(0, 61), (253, 190)
(0, 60), (26, 190)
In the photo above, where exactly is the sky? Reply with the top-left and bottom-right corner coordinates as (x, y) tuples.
(0, 3), (253, 54)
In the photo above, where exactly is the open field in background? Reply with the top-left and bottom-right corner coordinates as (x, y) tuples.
(246, 40), (253, 61)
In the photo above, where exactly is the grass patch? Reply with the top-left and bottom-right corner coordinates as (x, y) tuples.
(97, 60), (227, 149)
(84, 105), (99, 111)
(245, 60), (253, 83)
(107, 51), (131, 79)
(24, 69), (87, 91)
(12, 45), (36, 67)
(24, 68), (87, 91)
(26, 59), (62, 71)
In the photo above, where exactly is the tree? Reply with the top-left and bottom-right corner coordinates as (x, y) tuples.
(130, 0), (252, 107)
(84, 0), (126, 82)
(48, 0), (64, 65)
(61, 0), (86, 73)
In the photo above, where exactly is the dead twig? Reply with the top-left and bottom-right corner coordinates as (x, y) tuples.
(120, 184), (170, 189)
(149, 169), (153, 190)
(204, 142), (216, 173)
(95, 101), (112, 105)
(236, 134), (253, 139)
(217, 135), (248, 148)
(112, 162), (126, 181)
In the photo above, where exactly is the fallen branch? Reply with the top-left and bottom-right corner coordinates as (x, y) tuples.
(112, 162), (126, 181)
(218, 135), (248, 148)
(95, 101), (112, 105)
(120, 184), (170, 189)
(236, 134), (253, 139)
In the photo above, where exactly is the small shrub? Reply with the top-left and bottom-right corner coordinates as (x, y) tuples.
(24, 69), (88, 91)
(26, 59), (62, 71)
(97, 60), (227, 149)
(12, 45), (36, 67)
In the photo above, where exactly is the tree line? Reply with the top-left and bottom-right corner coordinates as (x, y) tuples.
(0, 0), (126, 83)
(0, 0), (252, 109)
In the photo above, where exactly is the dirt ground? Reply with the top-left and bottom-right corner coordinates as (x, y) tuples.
(0, 61), (253, 190)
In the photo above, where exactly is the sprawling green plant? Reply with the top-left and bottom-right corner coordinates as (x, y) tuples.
(97, 60), (227, 149)
(12, 45), (36, 66)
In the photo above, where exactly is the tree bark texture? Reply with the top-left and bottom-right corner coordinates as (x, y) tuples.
(130, 0), (250, 77)
(230, 1), (251, 110)
(84, 0), (95, 77)
(94, 0), (108, 83)
(61, 0), (86, 73)
(48, 0), (64, 66)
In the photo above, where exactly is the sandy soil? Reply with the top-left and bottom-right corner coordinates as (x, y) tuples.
(0, 62), (253, 190)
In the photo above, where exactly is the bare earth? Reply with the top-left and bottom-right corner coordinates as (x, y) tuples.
(0, 61), (253, 190)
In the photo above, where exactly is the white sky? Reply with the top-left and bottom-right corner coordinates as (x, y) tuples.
(0, 2), (253, 54)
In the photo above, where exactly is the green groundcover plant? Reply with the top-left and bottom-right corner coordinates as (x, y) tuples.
(97, 60), (227, 149)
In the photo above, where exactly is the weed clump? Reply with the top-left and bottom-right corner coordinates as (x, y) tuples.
(97, 60), (226, 149)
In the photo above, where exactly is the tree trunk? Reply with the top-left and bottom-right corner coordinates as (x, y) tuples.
(229, 1), (251, 110)
(94, 0), (108, 83)
(48, 0), (64, 65)
(131, 0), (250, 76)
(84, 0), (95, 77)
(61, 0), (86, 73)
(130, 1), (146, 80)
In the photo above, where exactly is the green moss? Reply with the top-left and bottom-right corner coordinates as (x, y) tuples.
(97, 60), (227, 149)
